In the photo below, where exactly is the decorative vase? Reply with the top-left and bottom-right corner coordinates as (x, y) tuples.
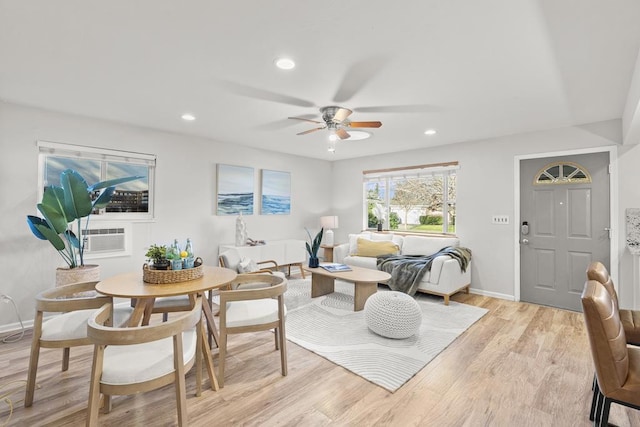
(236, 213), (248, 246)
(308, 257), (319, 268)
(55, 264), (100, 287)
(377, 223), (383, 232)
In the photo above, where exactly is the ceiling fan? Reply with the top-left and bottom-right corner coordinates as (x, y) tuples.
(288, 106), (382, 140)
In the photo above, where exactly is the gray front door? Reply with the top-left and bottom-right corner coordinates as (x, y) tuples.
(520, 152), (610, 311)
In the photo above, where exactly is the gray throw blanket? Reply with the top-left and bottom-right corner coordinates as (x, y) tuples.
(376, 246), (472, 296)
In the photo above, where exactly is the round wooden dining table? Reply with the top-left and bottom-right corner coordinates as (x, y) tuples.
(96, 265), (237, 393)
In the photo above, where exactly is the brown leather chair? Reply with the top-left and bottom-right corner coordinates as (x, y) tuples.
(581, 280), (640, 426)
(587, 261), (640, 344)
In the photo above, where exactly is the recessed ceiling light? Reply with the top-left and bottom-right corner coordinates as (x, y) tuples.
(424, 129), (437, 136)
(181, 113), (196, 121)
(275, 57), (295, 70)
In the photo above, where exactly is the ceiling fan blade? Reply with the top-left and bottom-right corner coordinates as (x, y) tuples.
(332, 108), (353, 123)
(218, 80), (315, 107)
(288, 116), (324, 124)
(347, 121), (382, 128)
(354, 105), (441, 114)
(335, 129), (351, 140)
(297, 127), (326, 135)
(332, 56), (389, 103)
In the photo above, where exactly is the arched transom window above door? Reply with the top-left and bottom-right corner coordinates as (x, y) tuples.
(533, 161), (591, 185)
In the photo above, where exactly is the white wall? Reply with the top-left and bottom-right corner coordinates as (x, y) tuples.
(331, 119), (640, 307)
(5, 101), (640, 330)
(0, 102), (331, 329)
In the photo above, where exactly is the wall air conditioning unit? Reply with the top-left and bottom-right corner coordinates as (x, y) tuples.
(83, 222), (132, 259)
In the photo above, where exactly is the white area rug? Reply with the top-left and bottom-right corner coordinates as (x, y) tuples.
(284, 278), (488, 392)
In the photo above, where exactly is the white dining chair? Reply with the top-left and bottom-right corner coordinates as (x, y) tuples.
(24, 281), (133, 407)
(217, 274), (288, 387)
(86, 296), (206, 427)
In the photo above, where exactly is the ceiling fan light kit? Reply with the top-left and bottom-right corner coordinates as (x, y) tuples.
(289, 105), (382, 151)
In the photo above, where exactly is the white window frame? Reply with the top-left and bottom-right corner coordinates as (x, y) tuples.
(363, 162), (459, 234)
(37, 140), (156, 221)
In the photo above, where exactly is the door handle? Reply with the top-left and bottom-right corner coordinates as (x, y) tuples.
(521, 238), (529, 245)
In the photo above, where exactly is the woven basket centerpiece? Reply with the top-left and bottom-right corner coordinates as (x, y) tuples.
(143, 257), (204, 284)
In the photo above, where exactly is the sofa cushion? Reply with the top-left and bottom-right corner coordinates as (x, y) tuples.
(344, 255), (377, 269)
(356, 238), (400, 257)
(402, 236), (459, 256)
(349, 233), (372, 255)
(370, 233), (393, 241)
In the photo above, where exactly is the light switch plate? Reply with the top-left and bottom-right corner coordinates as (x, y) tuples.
(492, 215), (509, 224)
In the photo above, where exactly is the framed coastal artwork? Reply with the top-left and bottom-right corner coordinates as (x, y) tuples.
(216, 164), (254, 215)
(260, 169), (291, 215)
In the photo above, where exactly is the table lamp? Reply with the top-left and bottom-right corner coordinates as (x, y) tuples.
(320, 215), (339, 246)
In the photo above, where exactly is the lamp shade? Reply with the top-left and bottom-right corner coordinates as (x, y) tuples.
(320, 216), (339, 230)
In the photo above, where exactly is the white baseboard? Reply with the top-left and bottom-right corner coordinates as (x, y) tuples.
(469, 287), (515, 301)
(0, 319), (32, 335)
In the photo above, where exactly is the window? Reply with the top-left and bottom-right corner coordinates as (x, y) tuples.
(38, 141), (156, 220)
(363, 162), (458, 234)
(534, 161), (591, 185)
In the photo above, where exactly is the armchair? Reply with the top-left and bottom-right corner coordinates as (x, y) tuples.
(217, 274), (287, 387)
(581, 280), (640, 425)
(25, 281), (132, 407)
(86, 297), (205, 426)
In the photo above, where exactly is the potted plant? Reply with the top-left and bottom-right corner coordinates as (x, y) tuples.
(145, 244), (170, 270)
(26, 169), (141, 285)
(305, 227), (323, 268)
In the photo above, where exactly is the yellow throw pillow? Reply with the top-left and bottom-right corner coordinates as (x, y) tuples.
(356, 238), (400, 257)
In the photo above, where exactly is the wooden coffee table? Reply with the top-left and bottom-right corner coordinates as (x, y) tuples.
(302, 264), (391, 311)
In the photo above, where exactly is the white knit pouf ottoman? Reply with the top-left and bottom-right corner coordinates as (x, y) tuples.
(364, 291), (422, 339)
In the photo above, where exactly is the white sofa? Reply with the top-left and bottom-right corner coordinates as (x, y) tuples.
(333, 232), (471, 305)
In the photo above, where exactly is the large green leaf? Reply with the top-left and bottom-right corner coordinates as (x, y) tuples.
(27, 215), (49, 240)
(92, 186), (115, 210)
(60, 169), (92, 220)
(34, 223), (66, 250)
(65, 230), (80, 249)
(89, 175), (143, 191)
(37, 200), (68, 234)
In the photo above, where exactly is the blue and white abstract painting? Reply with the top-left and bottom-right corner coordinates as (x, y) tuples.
(261, 170), (290, 215)
(217, 164), (254, 215)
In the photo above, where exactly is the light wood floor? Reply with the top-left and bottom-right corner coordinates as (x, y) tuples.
(2, 278), (640, 426)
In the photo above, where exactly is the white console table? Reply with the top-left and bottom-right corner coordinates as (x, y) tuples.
(219, 239), (307, 278)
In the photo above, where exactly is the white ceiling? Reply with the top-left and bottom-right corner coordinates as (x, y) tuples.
(1, 0), (640, 160)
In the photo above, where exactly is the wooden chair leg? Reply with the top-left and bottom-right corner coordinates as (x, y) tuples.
(24, 318), (42, 407)
(103, 395), (112, 413)
(274, 328), (279, 350)
(87, 345), (104, 426)
(173, 335), (187, 427)
(444, 295), (450, 306)
(218, 330), (227, 388)
(279, 320), (287, 376)
(62, 347), (70, 371)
